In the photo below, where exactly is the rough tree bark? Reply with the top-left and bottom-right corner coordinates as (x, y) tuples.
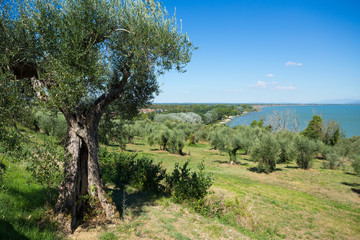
(55, 111), (118, 232)
(54, 64), (130, 233)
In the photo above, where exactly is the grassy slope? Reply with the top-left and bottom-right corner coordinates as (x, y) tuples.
(0, 160), (62, 240)
(107, 137), (360, 240)
(1, 133), (359, 239)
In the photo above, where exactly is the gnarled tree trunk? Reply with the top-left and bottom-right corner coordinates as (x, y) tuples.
(55, 113), (117, 233)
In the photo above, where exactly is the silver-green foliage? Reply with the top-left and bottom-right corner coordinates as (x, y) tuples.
(276, 130), (296, 164)
(26, 137), (67, 189)
(34, 111), (67, 139)
(250, 133), (280, 173)
(323, 147), (343, 170)
(154, 112), (203, 124)
(294, 135), (316, 169)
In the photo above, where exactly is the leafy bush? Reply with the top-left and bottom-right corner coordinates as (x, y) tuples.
(0, 127), (23, 160)
(99, 149), (166, 193)
(131, 157), (166, 193)
(351, 155), (360, 176)
(34, 111), (67, 139)
(323, 121), (342, 146)
(167, 130), (185, 155)
(250, 133), (280, 173)
(147, 124), (171, 150)
(26, 136), (67, 189)
(166, 161), (213, 202)
(323, 148), (343, 170)
(294, 136), (316, 169)
(276, 130), (296, 164)
(99, 149), (136, 187)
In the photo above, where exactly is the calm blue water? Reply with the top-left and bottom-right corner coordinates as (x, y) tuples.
(227, 105), (360, 137)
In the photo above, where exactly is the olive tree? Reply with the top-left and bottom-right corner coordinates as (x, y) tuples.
(208, 126), (243, 163)
(294, 135), (316, 169)
(0, 0), (193, 232)
(250, 133), (280, 173)
(276, 130), (296, 164)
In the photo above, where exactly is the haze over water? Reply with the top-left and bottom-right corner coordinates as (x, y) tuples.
(227, 105), (360, 137)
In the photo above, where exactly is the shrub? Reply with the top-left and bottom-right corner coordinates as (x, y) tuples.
(351, 155), (360, 176)
(147, 124), (171, 150)
(294, 136), (316, 169)
(250, 133), (280, 173)
(166, 160), (213, 202)
(167, 129), (185, 155)
(99, 149), (136, 187)
(131, 157), (166, 193)
(276, 130), (296, 164)
(26, 136), (67, 189)
(0, 127), (22, 160)
(99, 149), (166, 193)
(323, 149), (343, 170)
(323, 121), (341, 146)
(34, 111), (67, 139)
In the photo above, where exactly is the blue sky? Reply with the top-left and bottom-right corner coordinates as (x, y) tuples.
(155, 0), (360, 103)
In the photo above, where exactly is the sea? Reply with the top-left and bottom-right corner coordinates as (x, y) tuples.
(227, 105), (360, 137)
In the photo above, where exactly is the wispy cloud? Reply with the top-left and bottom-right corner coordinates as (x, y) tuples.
(265, 73), (275, 77)
(249, 81), (295, 91)
(285, 61), (303, 67)
(275, 86), (296, 91)
(255, 81), (267, 88)
(225, 89), (244, 93)
(249, 81), (277, 89)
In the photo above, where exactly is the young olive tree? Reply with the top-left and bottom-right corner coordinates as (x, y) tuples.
(276, 130), (296, 164)
(147, 123), (172, 150)
(294, 135), (316, 169)
(1, 0), (193, 232)
(208, 126), (242, 163)
(250, 133), (280, 173)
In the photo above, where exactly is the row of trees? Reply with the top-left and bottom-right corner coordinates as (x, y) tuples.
(208, 115), (359, 173)
(22, 108), (360, 176)
(94, 112), (360, 174)
(141, 104), (254, 124)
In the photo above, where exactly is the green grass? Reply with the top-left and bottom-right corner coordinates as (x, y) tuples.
(110, 137), (360, 240)
(1, 132), (359, 239)
(0, 159), (62, 240)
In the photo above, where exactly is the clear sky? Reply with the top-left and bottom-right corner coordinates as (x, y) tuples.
(155, 0), (360, 104)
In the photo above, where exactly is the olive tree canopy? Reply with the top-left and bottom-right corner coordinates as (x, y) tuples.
(0, 0), (193, 232)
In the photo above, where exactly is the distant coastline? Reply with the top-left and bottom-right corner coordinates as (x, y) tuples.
(227, 104), (360, 137)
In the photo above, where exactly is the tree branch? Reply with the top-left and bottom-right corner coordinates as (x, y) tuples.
(114, 28), (135, 35)
(92, 67), (131, 118)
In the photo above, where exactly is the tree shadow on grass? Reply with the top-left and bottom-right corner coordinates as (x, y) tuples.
(345, 172), (357, 176)
(108, 187), (164, 219)
(134, 143), (145, 146)
(284, 166), (300, 169)
(1, 187), (61, 239)
(107, 144), (120, 147)
(342, 182), (360, 197)
(126, 149), (143, 153)
(0, 219), (30, 240)
(342, 182), (360, 187)
(213, 160), (248, 166)
(248, 167), (282, 173)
